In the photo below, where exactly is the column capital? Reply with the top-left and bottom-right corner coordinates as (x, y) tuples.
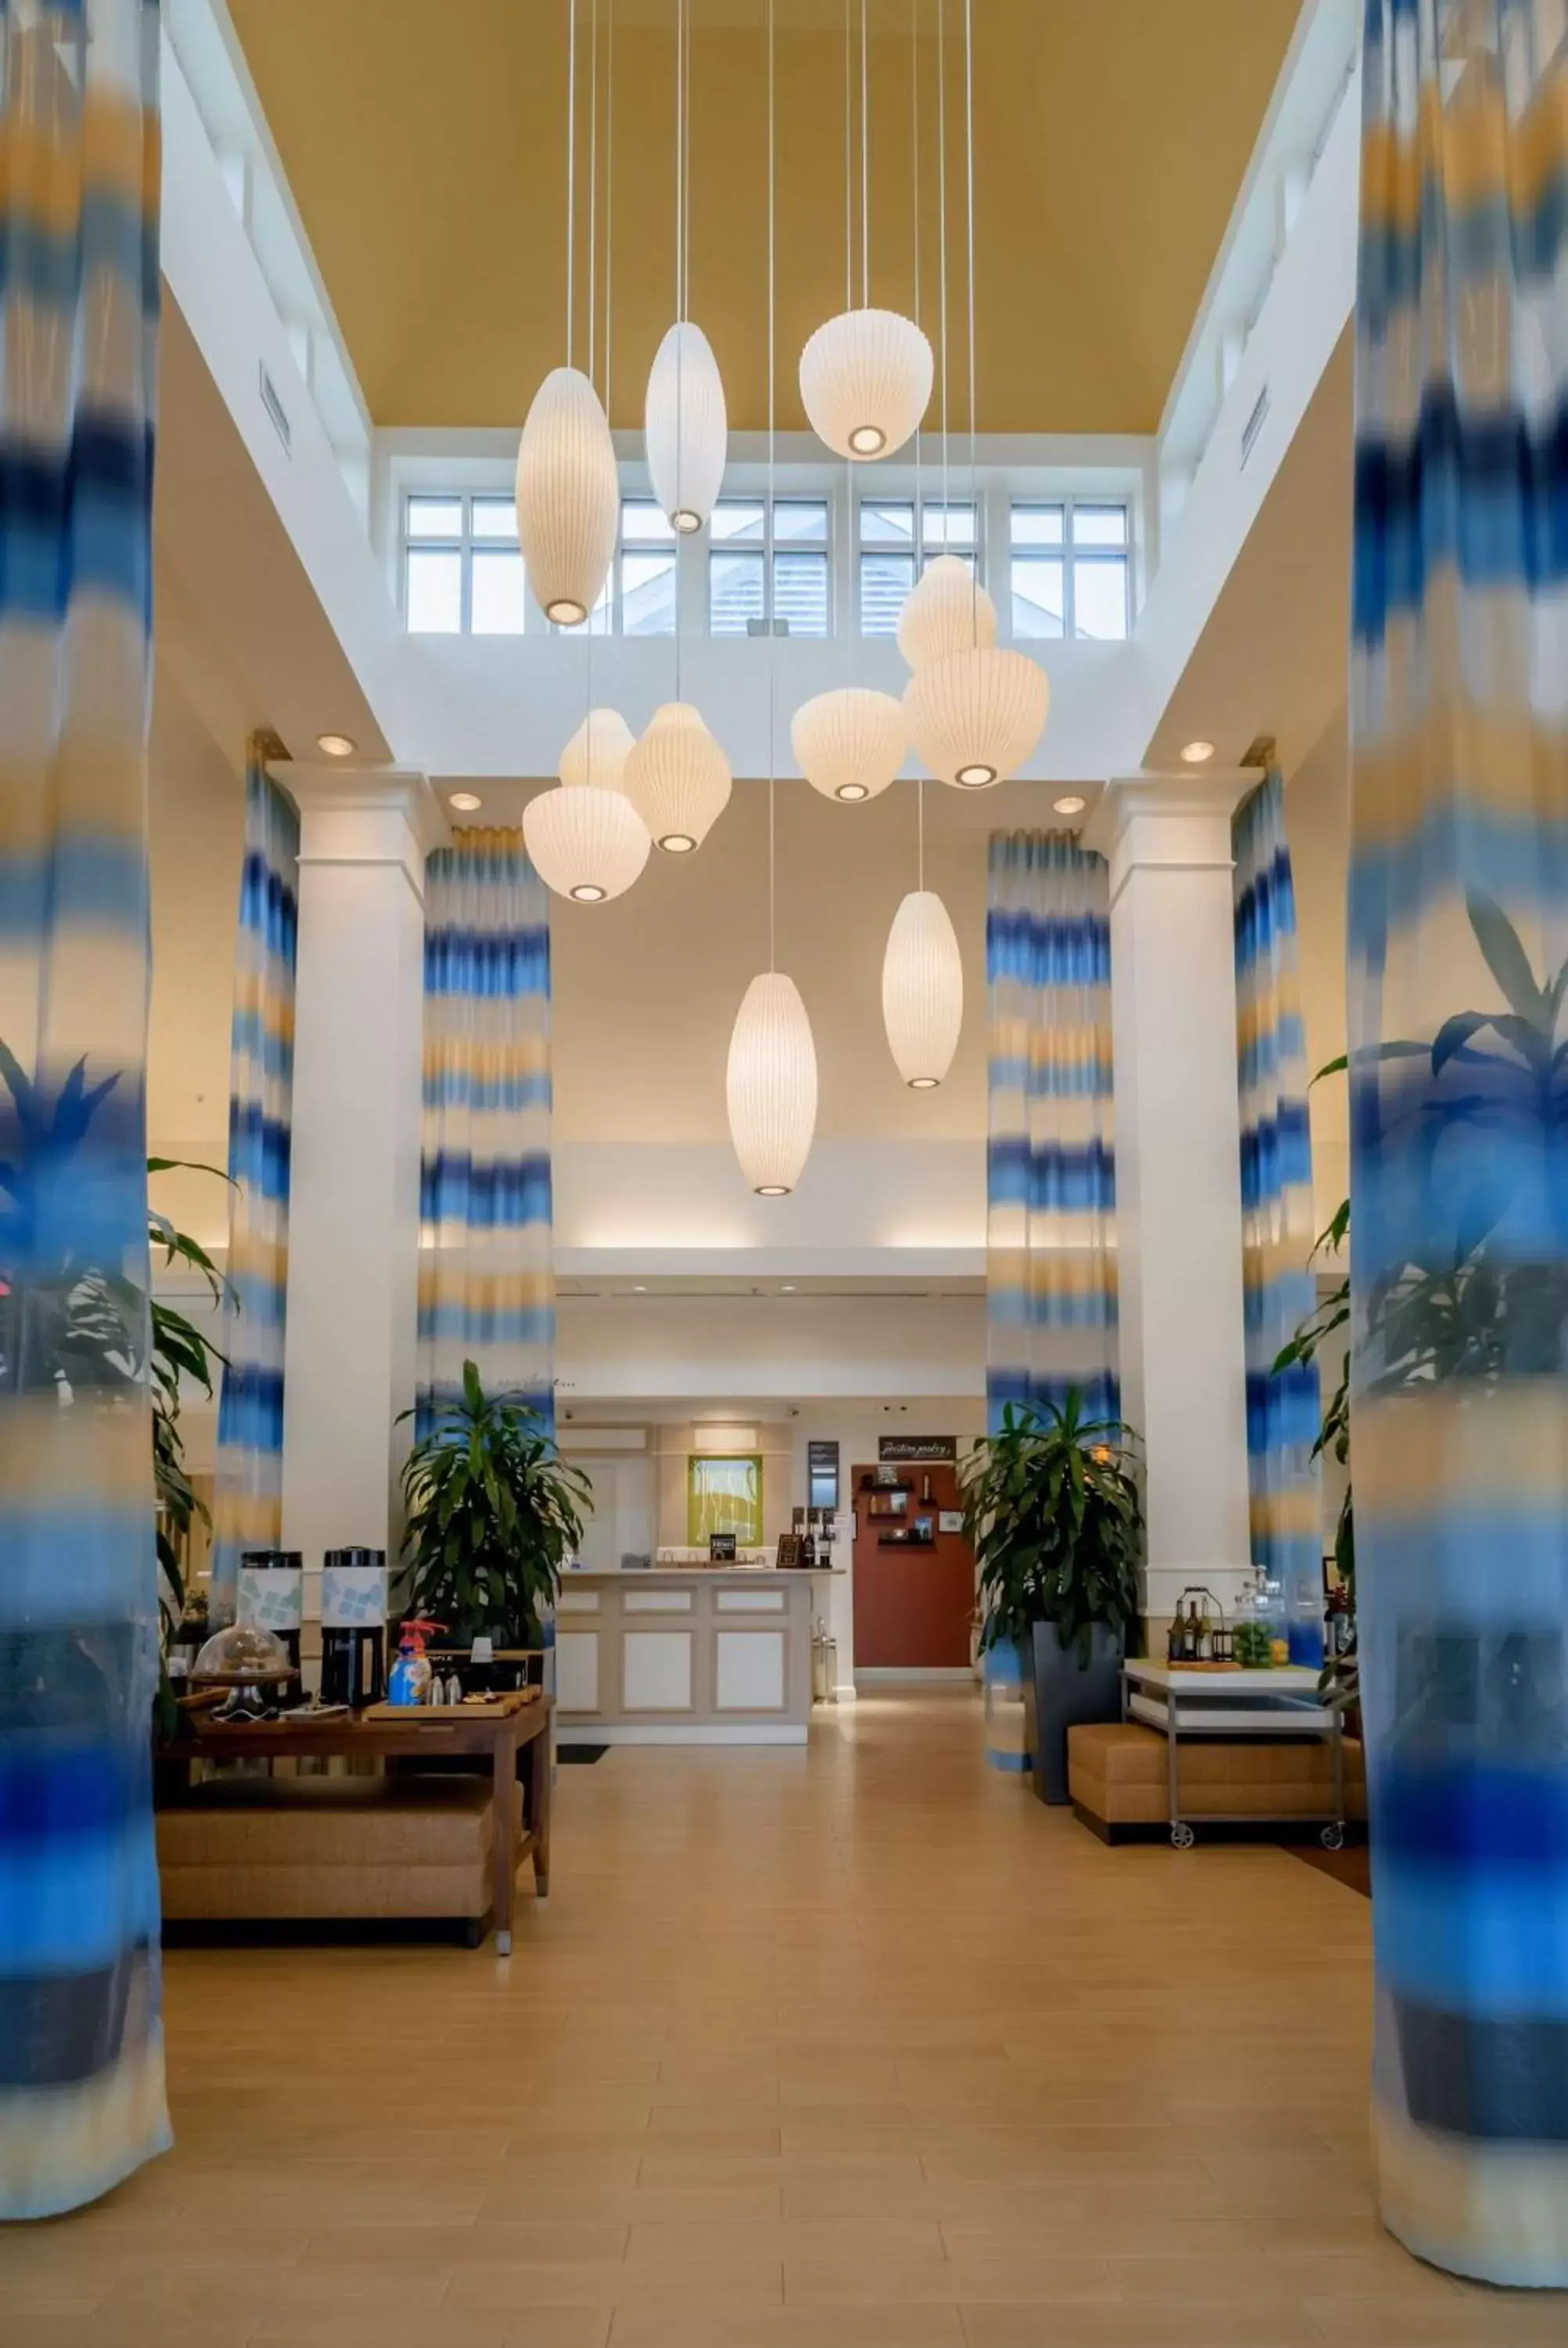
(1084, 769), (1264, 906)
(269, 763), (449, 902)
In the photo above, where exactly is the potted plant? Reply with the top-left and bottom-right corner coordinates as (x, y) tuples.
(398, 1359), (591, 1648)
(961, 1390), (1143, 1804)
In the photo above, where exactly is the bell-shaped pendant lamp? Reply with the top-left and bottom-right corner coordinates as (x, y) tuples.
(798, 308), (933, 462)
(904, 646), (1050, 790)
(897, 553), (998, 672)
(624, 701), (732, 853)
(523, 782), (650, 904)
(515, 366), (620, 626)
(726, 971), (818, 1196)
(882, 889), (963, 1088)
(559, 707), (636, 793)
(791, 686), (907, 805)
(645, 320), (728, 535)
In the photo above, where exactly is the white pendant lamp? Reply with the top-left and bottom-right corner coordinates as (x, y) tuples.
(883, 888), (962, 1088)
(904, 646), (1049, 790)
(646, 320), (727, 534)
(624, 701), (732, 852)
(515, 366), (619, 627)
(792, 686), (906, 804)
(523, 783), (650, 903)
(727, 972), (818, 1196)
(897, 553), (998, 672)
(559, 707), (635, 793)
(799, 308), (932, 462)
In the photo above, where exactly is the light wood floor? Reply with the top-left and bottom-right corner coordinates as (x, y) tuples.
(8, 1690), (1566, 2346)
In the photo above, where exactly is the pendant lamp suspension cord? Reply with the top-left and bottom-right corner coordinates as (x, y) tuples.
(587, 0), (599, 387)
(843, 0), (853, 313)
(767, 0), (777, 975)
(604, 0), (615, 415)
(683, 0), (692, 322)
(936, 0), (948, 528)
(566, 0), (578, 366)
(964, 0), (978, 639)
(674, 0), (685, 322)
(860, 0), (870, 306)
(912, 0), (923, 893)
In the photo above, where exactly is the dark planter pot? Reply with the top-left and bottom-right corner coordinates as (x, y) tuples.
(1030, 1620), (1124, 1806)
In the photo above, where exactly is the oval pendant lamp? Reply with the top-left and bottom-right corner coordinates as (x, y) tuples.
(897, 553), (998, 672)
(904, 646), (1049, 790)
(559, 707), (636, 792)
(799, 308), (932, 462)
(646, 320), (728, 535)
(727, 971), (818, 1196)
(792, 686), (906, 804)
(515, 366), (620, 626)
(523, 783), (650, 904)
(883, 888), (963, 1086)
(624, 701), (732, 853)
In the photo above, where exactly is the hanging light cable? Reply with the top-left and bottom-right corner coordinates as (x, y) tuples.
(793, 0), (906, 805)
(903, 0), (1046, 787)
(799, 0), (931, 463)
(646, 0), (727, 535)
(526, 0), (651, 906)
(516, 0), (620, 627)
(730, 0), (817, 1198)
(883, 0), (962, 1088)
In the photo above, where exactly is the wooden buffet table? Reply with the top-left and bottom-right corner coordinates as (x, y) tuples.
(166, 1691), (551, 1953)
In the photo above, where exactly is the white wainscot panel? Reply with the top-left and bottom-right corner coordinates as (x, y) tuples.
(556, 1630), (600, 1711)
(716, 1589), (786, 1614)
(715, 1630), (786, 1712)
(557, 1590), (602, 1615)
(624, 1589), (694, 1613)
(623, 1630), (694, 1711)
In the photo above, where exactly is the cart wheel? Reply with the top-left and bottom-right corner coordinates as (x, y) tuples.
(1171, 1820), (1196, 1849)
(1321, 1823), (1345, 1853)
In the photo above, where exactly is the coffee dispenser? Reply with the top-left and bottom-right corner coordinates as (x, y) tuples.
(319, 1547), (388, 1706)
(236, 1549), (304, 1674)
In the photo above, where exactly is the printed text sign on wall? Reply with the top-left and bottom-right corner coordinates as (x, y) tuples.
(878, 1436), (956, 1464)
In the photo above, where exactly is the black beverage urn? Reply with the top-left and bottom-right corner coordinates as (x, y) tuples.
(318, 1547), (388, 1707)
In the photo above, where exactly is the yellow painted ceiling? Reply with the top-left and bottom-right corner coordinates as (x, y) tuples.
(228, 0), (1301, 435)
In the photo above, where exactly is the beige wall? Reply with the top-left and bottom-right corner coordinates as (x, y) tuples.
(1285, 704), (1350, 1238)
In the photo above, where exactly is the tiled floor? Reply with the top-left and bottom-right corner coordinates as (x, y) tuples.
(8, 1690), (1566, 2345)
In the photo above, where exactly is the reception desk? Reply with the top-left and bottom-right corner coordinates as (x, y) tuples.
(554, 1565), (835, 1745)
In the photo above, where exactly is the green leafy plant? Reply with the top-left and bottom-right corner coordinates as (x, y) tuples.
(1274, 890), (1568, 1710)
(959, 1389), (1143, 1663)
(0, 1043), (232, 1716)
(398, 1359), (591, 1645)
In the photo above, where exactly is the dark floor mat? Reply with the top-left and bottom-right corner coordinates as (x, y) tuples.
(557, 1743), (609, 1764)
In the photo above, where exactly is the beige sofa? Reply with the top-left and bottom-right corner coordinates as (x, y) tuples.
(157, 1773), (523, 1940)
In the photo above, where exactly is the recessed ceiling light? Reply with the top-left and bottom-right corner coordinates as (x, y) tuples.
(780, 1282), (797, 1293)
(1053, 794), (1087, 816)
(1181, 740), (1215, 765)
(449, 791), (484, 812)
(317, 733), (354, 758)
(632, 1284), (648, 1293)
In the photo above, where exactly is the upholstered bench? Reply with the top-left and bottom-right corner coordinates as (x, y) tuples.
(157, 1773), (524, 1942)
(1068, 1720), (1367, 1842)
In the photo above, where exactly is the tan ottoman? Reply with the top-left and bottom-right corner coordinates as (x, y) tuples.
(1068, 1720), (1366, 1842)
(158, 1773), (522, 1936)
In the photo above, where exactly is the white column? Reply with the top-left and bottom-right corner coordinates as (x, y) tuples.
(276, 766), (448, 1584)
(1085, 772), (1257, 1628)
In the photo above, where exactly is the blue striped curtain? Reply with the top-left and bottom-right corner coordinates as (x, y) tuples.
(0, 0), (171, 2214)
(418, 829), (553, 1429)
(986, 833), (1118, 1430)
(1353, 0), (1568, 2285)
(1233, 772), (1322, 1664)
(210, 751), (299, 1622)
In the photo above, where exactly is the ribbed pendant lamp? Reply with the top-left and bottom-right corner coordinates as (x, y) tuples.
(727, 971), (818, 1195)
(792, 686), (906, 804)
(904, 645), (1049, 789)
(523, 782), (650, 902)
(883, 887), (962, 1086)
(897, 552), (997, 670)
(644, 3), (728, 532)
(559, 707), (635, 792)
(624, 701), (732, 852)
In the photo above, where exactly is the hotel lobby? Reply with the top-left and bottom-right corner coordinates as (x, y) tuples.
(3, 0), (1568, 2335)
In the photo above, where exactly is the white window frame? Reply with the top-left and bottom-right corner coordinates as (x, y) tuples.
(1008, 495), (1133, 643)
(854, 491), (984, 636)
(707, 492), (833, 638)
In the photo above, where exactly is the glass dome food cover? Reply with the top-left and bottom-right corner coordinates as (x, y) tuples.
(192, 1622), (293, 1684)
